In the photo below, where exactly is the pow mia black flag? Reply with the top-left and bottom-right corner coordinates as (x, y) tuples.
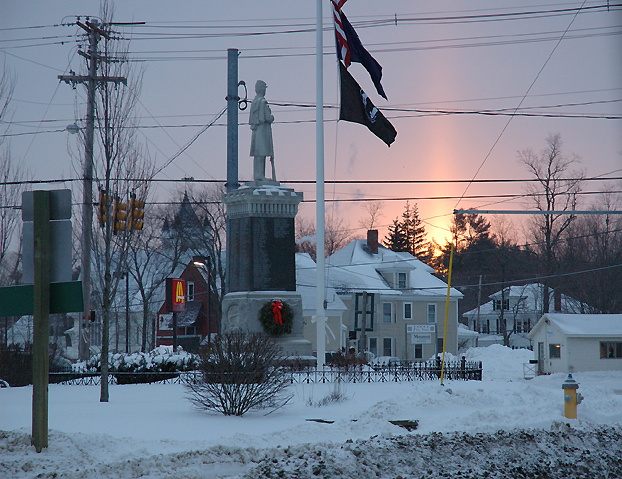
(339, 61), (397, 147)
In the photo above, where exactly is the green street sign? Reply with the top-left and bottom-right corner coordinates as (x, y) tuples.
(0, 281), (83, 317)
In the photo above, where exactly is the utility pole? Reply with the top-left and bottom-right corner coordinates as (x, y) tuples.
(59, 19), (126, 362)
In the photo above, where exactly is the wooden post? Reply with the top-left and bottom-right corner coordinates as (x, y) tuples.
(32, 190), (51, 452)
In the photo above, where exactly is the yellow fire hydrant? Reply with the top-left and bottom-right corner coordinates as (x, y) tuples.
(562, 374), (584, 419)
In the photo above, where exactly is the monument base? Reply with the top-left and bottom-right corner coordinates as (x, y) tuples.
(221, 291), (312, 358)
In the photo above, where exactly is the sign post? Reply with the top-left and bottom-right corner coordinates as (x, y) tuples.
(0, 189), (83, 453)
(32, 191), (51, 453)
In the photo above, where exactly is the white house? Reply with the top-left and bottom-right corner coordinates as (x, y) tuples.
(304, 231), (462, 362)
(463, 283), (588, 349)
(528, 313), (622, 374)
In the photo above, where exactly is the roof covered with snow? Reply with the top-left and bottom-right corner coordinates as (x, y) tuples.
(296, 253), (347, 314)
(325, 239), (461, 298)
(463, 283), (587, 318)
(530, 313), (622, 338)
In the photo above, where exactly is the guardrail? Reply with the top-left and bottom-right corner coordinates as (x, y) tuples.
(49, 359), (482, 386)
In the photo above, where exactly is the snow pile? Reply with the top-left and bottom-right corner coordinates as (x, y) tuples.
(465, 344), (533, 381)
(2, 345), (622, 478)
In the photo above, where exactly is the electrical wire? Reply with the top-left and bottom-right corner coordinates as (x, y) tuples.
(453, 0), (590, 214)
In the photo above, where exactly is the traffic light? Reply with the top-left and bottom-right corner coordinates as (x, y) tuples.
(113, 196), (127, 234)
(128, 193), (145, 231)
(98, 189), (107, 227)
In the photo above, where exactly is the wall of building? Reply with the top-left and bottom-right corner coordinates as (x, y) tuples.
(341, 294), (459, 361)
(567, 337), (622, 373)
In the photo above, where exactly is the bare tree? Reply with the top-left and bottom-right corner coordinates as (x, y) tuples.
(0, 65), (26, 287)
(126, 203), (183, 352)
(560, 191), (622, 313)
(296, 215), (355, 261)
(67, 1), (152, 401)
(518, 134), (583, 314)
(358, 201), (384, 231)
(183, 185), (228, 335)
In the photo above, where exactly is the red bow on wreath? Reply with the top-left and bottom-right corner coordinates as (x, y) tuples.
(272, 300), (283, 326)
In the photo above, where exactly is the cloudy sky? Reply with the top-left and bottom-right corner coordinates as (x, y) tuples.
(2, 1), (621, 243)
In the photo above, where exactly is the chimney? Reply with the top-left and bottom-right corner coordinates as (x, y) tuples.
(554, 289), (562, 312)
(367, 229), (379, 254)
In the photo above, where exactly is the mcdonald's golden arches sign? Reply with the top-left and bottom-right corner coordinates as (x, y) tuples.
(165, 278), (186, 312)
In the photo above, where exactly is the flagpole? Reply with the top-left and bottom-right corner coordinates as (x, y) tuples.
(316, 0), (326, 371)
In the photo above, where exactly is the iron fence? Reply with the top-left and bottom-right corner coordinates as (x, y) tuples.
(49, 359), (482, 386)
(289, 358), (482, 384)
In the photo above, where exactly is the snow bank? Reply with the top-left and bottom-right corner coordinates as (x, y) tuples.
(2, 345), (621, 478)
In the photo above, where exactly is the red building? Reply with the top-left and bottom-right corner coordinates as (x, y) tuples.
(156, 261), (217, 353)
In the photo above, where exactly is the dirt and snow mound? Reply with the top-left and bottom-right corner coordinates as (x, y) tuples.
(246, 425), (622, 479)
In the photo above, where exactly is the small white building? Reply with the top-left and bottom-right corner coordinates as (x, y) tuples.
(528, 313), (622, 374)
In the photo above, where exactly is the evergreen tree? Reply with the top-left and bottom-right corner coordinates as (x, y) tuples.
(383, 218), (407, 252)
(383, 202), (431, 262)
(402, 202), (430, 261)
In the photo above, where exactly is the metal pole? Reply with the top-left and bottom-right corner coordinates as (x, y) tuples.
(125, 272), (129, 353)
(440, 243), (455, 386)
(315, 0), (326, 371)
(226, 48), (239, 193)
(172, 311), (178, 351)
(207, 256), (212, 349)
(80, 22), (98, 361)
(225, 48), (239, 296)
(32, 191), (51, 452)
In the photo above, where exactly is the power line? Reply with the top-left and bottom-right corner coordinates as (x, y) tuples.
(4, 174), (622, 187)
(454, 0), (590, 213)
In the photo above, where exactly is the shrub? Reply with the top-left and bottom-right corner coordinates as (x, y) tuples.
(0, 342), (71, 387)
(80, 347), (199, 384)
(185, 331), (292, 416)
(327, 349), (367, 370)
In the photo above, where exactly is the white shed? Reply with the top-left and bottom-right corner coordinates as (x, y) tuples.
(528, 313), (622, 374)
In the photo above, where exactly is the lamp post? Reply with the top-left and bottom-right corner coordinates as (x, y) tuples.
(67, 122), (93, 361)
(192, 255), (212, 349)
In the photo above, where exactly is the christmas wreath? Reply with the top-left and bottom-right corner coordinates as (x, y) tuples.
(258, 300), (294, 336)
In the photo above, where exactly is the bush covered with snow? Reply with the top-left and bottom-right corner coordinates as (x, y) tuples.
(78, 346), (198, 375)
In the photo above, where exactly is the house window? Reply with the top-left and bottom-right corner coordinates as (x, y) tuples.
(403, 302), (412, 320)
(600, 342), (622, 359)
(427, 304), (436, 324)
(397, 272), (407, 289)
(549, 344), (561, 359)
(414, 344), (423, 359)
(382, 302), (393, 324)
(383, 337), (393, 356)
(187, 282), (195, 302)
(493, 299), (510, 311)
(186, 326), (196, 336)
(369, 337), (378, 357)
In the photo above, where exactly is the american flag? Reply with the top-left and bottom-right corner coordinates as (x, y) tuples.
(331, 0), (350, 67)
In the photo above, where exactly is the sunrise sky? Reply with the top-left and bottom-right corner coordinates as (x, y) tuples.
(3, 1), (621, 246)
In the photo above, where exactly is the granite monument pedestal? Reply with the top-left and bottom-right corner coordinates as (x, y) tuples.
(222, 182), (312, 357)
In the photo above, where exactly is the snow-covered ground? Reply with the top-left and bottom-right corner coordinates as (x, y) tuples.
(2, 345), (621, 478)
